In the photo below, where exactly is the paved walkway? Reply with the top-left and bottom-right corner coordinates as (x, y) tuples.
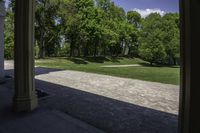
(4, 60), (13, 70)
(36, 70), (179, 115)
(2, 60), (179, 133)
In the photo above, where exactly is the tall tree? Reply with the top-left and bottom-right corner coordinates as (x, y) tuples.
(4, 0), (180, 63)
(162, 13), (180, 65)
(139, 13), (166, 65)
(4, 0), (14, 59)
(35, 0), (62, 58)
(127, 11), (141, 28)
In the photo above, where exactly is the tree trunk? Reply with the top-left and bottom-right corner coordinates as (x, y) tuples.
(84, 43), (89, 57)
(39, 47), (45, 59)
(77, 46), (80, 57)
(84, 49), (88, 57)
(38, 29), (45, 58)
(173, 58), (177, 65)
(103, 45), (106, 57)
(70, 46), (74, 57)
(70, 39), (75, 57)
(94, 43), (97, 57)
(38, 40), (45, 59)
(109, 47), (113, 57)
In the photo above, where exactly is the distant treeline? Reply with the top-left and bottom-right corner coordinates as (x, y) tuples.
(5, 0), (179, 65)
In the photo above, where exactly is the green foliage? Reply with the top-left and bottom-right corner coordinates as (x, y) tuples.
(4, 6), (14, 59)
(127, 11), (141, 28)
(139, 13), (180, 65)
(35, 0), (63, 58)
(4, 0), (180, 65)
(162, 13), (180, 65)
(57, 43), (70, 57)
(139, 31), (167, 64)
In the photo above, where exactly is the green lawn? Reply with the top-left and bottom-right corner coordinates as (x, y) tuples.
(35, 57), (180, 85)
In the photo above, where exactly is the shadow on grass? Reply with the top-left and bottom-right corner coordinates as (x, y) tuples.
(67, 56), (122, 64)
(139, 63), (180, 68)
(67, 58), (88, 64)
(83, 56), (111, 63)
(43, 56), (143, 64)
(56, 57), (109, 64)
(82, 56), (127, 63)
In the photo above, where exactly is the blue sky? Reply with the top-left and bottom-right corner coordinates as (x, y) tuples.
(112, 0), (179, 12)
(5, 0), (8, 8)
(112, 0), (179, 17)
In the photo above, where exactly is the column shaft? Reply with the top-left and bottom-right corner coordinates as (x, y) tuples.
(13, 0), (38, 112)
(179, 0), (200, 133)
(0, 1), (5, 78)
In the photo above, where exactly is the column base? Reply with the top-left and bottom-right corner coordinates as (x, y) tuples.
(13, 93), (38, 112)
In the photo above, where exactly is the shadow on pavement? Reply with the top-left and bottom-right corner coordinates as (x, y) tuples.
(1, 68), (178, 133)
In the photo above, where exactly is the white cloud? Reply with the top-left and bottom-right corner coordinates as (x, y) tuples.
(132, 8), (166, 18)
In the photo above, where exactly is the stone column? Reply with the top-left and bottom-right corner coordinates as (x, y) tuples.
(179, 0), (200, 133)
(13, 0), (38, 112)
(0, 0), (5, 78)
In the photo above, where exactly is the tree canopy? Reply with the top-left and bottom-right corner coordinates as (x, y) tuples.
(4, 0), (180, 65)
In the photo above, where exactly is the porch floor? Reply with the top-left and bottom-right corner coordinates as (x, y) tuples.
(0, 85), (105, 133)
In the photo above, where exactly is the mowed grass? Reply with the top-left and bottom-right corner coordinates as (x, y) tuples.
(35, 57), (180, 85)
